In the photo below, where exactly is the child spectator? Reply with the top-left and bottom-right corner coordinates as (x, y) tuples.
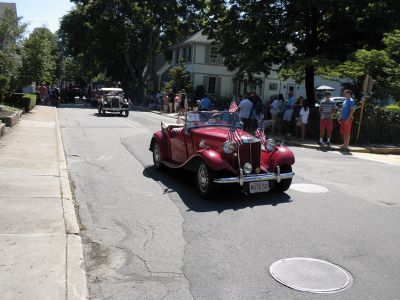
(297, 99), (309, 140)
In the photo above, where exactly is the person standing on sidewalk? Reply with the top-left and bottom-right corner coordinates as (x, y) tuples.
(167, 89), (175, 113)
(238, 94), (254, 132)
(319, 91), (337, 147)
(296, 99), (309, 140)
(199, 94), (211, 111)
(38, 82), (48, 105)
(339, 90), (355, 150)
(283, 91), (295, 136)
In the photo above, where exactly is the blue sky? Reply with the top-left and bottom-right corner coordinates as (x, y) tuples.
(3, 0), (75, 34)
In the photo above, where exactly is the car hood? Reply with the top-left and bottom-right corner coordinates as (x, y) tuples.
(190, 126), (248, 141)
(190, 126), (255, 152)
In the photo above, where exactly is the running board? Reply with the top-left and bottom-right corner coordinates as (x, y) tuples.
(162, 161), (182, 169)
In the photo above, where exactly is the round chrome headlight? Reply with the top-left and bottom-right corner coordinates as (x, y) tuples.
(223, 141), (235, 154)
(266, 139), (277, 152)
(243, 163), (252, 174)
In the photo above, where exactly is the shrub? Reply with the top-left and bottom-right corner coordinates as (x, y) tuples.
(5, 93), (36, 112)
(212, 95), (232, 110)
(385, 102), (400, 111)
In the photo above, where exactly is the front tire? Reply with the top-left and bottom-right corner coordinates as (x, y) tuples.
(152, 142), (164, 171)
(124, 110), (129, 117)
(195, 162), (215, 199)
(273, 165), (292, 192)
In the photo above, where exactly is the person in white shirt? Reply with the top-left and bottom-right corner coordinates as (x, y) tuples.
(238, 95), (254, 132)
(296, 99), (309, 140)
(270, 96), (284, 134)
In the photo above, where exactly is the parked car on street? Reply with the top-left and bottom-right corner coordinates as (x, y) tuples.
(149, 111), (295, 198)
(97, 88), (130, 117)
(315, 96), (346, 108)
(330, 96), (346, 108)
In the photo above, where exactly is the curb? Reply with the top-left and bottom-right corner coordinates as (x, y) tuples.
(283, 140), (400, 155)
(55, 108), (88, 299)
(132, 105), (178, 120)
(0, 123), (5, 138)
(0, 109), (23, 127)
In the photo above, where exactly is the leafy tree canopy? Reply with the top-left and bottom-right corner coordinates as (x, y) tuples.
(18, 27), (57, 86)
(0, 8), (25, 99)
(59, 0), (204, 102)
(204, 0), (400, 104)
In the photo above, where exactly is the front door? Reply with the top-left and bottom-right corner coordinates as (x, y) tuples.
(169, 127), (188, 164)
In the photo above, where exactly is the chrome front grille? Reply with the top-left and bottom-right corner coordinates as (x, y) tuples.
(237, 142), (261, 170)
(111, 97), (120, 107)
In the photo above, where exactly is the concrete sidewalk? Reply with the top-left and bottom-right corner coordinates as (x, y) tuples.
(133, 105), (400, 155)
(0, 106), (87, 299)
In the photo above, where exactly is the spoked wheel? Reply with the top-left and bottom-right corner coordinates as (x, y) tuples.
(196, 162), (215, 199)
(152, 142), (164, 170)
(124, 110), (129, 117)
(272, 165), (292, 192)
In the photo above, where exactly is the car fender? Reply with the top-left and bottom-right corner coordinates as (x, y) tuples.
(149, 131), (168, 161)
(263, 146), (295, 172)
(192, 149), (237, 173)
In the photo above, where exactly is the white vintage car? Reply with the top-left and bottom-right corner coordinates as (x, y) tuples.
(97, 88), (130, 117)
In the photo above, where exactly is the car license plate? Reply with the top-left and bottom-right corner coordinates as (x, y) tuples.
(249, 181), (269, 193)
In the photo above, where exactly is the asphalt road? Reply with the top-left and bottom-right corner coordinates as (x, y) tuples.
(59, 104), (400, 300)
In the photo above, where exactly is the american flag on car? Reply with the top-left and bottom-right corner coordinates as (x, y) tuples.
(254, 119), (266, 149)
(227, 126), (243, 149)
(228, 100), (238, 112)
(184, 97), (188, 111)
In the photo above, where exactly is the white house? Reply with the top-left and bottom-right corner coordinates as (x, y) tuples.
(157, 30), (346, 103)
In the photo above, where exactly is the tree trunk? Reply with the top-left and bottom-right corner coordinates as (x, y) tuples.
(305, 64), (315, 106)
(134, 74), (145, 105)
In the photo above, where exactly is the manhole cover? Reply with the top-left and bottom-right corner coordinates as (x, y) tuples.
(270, 258), (351, 293)
(290, 183), (330, 193)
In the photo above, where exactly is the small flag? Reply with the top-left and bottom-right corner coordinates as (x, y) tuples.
(254, 120), (266, 149)
(229, 100), (238, 112)
(227, 126), (243, 149)
(184, 97), (188, 111)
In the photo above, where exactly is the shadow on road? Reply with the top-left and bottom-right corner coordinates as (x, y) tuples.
(143, 166), (292, 213)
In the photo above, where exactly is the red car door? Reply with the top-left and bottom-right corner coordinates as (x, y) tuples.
(169, 127), (188, 164)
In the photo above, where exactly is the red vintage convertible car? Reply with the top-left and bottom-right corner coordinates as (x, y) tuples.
(149, 111), (295, 198)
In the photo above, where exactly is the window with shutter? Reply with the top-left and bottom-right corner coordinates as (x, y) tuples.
(209, 47), (219, 65)
(187, 47), (192, 62)
(208, 77), (217, 94)
(203, 76), (209, 92)
(175, 49), (180, 65)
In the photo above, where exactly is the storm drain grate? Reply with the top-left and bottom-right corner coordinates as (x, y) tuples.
(290, 183), (330, 193)
(270, 257), (352, 293)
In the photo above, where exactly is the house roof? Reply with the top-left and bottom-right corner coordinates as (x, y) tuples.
(170, 30), (214, 49)
(0, 2), (17, 16)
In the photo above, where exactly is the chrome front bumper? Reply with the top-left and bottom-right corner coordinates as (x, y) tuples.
(214, 166), (294, 185)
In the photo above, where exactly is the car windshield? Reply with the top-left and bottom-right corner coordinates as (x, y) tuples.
(186, 111), (240, 129)
(105, 91), (124, 97)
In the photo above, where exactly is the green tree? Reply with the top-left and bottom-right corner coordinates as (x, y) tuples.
(205, 0), (400, 105)
(0, 8), (25, 100)
(319, 30), (400, 98)
(163, 59), (192, 95)
(59, 0), (204, 102)
(18, 27), (57, 86)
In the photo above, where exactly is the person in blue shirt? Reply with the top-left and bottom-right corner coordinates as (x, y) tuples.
(199, 94), (211, 111)
(339, 90), (355, 150)
(283, 91), (296, 136)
